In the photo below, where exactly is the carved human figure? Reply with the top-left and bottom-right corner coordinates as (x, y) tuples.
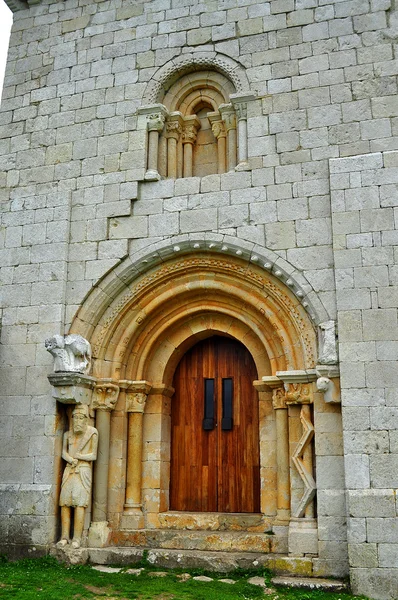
(45, 334), (92, 374)
(57, 405), (98, 549)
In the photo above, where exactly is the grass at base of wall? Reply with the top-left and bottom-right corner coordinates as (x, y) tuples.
(0, 555), (370, 600)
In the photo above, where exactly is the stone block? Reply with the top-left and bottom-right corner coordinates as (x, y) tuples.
(344, 454), (370, 489)
(349, 543), (379, 568)
(370, 455), (398, 488)
(348, 489), (396, 518)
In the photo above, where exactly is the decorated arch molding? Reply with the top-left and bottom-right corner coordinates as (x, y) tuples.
(71, 236), (328, 385)
(142, 52), (251, 105)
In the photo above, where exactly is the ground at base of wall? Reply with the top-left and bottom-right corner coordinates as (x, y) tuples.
(0, 555), (369, 600)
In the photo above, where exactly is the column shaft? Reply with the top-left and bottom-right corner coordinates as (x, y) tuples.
(125, 411), (144, 508)
(227, 127), (237, 171)
(92, 409), (111, 522)
(237, 118), (248, 165)
(183, 143), (193, 178)
(275, 407), (290, 521)
(147, 130), (159, 173)
(167, 137), (178, 178)
(217, 136), (226, 174)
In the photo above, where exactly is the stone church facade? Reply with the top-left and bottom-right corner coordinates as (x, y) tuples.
(0, 0), (398, 598)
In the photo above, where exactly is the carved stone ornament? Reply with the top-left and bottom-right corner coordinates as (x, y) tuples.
(272, 386), (287, 410)
(318, 320), (338, 365)
(147, 112), (166, 133)
(166, 120), (183, 139)
(285, 382), (313, 405)
(48, 372), (96, 405)
(57, 404), (98, 550)
(182, 123), (199, 144)
(126, 392), (147, 413)
(45, 334), (92, 374)
(292, 406), (316, 518)
(91, 381), (120, 411)
(316, 376), (341, 404)
(211, 120), (227, 139)
(234, 102), (247, 121)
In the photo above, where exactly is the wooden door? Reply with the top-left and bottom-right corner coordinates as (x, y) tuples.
(170, 336), (260, 513)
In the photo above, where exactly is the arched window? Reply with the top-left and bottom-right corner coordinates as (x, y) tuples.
(139, 69), (254, 180)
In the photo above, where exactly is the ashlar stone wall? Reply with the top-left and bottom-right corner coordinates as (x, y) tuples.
(0, 0), (397, 598)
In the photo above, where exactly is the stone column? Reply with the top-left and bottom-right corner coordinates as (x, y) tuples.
(219, 104), (237, 171)
(261, 376), (290, 524)
(231, 94), (256, 171)
(88, 380), (120, 547)
(166, 112), (183, 179)
(142, 105), (168, 181)
(121, 380), (152, 529)
(209, 112), (227, 174)
(182, 116), (200, 178)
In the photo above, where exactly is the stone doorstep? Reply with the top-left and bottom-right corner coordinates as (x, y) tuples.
(87, 547), (314, 576)
(271, 576), (348, 592)
(158, 511), (266, 532)
(110, 528), (278, 553)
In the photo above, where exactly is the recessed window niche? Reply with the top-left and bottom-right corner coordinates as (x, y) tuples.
(139, 69), (255, 181)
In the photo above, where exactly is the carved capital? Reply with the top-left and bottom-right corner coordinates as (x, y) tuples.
(219, 104), (236, 132)
(126, 392), (147, 413)
(92, 379), (120, 411)
(211, 120), (227, 140)
(272, 387), (287, 410)
(120, 380), (152, 413)
(234, 102), (247, 121)
(285, 382), (313, 405)
(182, 117), (201, 144)
(166, 120), (182, 140)
(230, 93), (256, 121)
(147, 112), (166, 133)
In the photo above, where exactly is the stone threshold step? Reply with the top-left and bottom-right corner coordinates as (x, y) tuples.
(110, 528), (280, 553)
(271, 576), (348, 592)
(86, 547), (314, 576)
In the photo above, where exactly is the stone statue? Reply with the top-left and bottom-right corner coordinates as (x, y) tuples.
(45, 334), (92, 374)
(318, 321), (338, 365)
(57, 404), (98, 549)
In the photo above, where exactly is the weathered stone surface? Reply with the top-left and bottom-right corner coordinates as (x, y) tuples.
(271, 576), (348, 592)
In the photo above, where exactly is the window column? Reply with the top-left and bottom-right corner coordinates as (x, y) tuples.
(182, 116), (200, 178)
(231, 94), (256, 171)
(219, 104), (237, 172)
(166, 112), (183, 179)
(142, 105), (168, 181)
(209, 112), (227, 174)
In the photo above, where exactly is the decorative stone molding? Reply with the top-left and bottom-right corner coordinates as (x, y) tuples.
(291, 405), (316, 519)
(143, 53), (250, 105)
(45, 334), (92, 374)
(48, 372), (96, 405)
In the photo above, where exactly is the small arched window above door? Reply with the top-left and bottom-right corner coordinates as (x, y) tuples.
(138, 69), (255, 181)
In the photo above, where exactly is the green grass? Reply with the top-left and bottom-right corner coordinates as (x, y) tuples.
(0, 556), (370, 600)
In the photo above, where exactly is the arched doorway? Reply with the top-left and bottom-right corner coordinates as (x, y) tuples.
(170, 335), (260, 513)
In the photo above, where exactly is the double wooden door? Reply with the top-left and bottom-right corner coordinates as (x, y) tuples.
(170, 336), (260, 513)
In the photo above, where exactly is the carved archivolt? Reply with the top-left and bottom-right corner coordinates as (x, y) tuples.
(143, 53), (250, 105)
(70, 254), (317, 389)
